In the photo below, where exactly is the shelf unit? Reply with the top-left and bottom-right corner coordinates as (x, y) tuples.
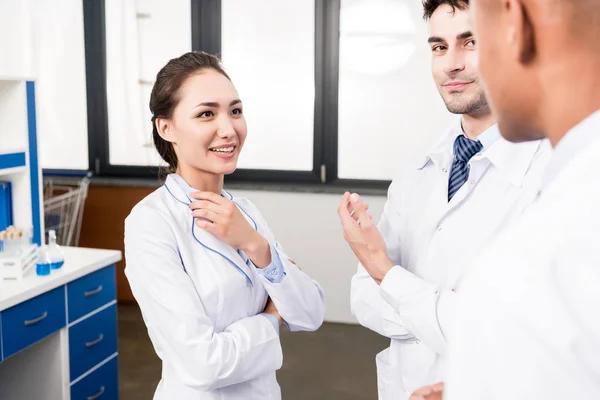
(0, 79), (43, 245)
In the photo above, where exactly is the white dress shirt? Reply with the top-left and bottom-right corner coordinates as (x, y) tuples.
(350, 118), (552, 399)
(445, 109), (600, 400)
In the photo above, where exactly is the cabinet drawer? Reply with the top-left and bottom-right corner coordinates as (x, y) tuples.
(71, 356), (119, 400)
(67, 265), (116, 322)
(69, 304), (117, 380)
(1, 286), (66, 358)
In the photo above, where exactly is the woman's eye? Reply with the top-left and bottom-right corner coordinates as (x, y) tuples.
(231, 108), (243, 115)
(198, 111), (214, 118)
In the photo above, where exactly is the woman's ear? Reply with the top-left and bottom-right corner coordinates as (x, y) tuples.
(156, 117), (176, 144)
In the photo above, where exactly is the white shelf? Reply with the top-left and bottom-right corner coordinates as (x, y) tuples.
(0, 76), (35, 82)
(0, 166), (26, 177)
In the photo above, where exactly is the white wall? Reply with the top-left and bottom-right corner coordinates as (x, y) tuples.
(0, 0), (34, 80)
(228, 189), (387, 324)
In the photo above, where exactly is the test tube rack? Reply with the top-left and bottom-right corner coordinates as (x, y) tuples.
(1, 244), (39, 281)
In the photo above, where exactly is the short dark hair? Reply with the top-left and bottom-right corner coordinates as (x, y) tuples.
(149, 51), (230, 174)
(422, 0), (469, 20)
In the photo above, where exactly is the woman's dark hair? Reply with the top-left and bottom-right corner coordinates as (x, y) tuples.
(150, 51), (230, 174)
(422, 0), (469, 20)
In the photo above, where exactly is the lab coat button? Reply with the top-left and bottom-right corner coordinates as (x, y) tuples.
(442, 168), (448, 173)
(437, 226), (442, 231)
(271, 270), (277, 276)
(470, 180), (475, 185)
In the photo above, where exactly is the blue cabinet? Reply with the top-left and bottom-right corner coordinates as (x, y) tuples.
(67, 264), (116, 322)
(69, 304), (117, 381)
(70, 356), (119, 400)
(1, 286), (66, 358)
(0, 262), (120, 400)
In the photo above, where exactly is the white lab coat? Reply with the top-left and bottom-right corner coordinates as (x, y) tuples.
(445, 113), (600, 399)
(124, 174), (326, 400)
(350, 121), (552, 399)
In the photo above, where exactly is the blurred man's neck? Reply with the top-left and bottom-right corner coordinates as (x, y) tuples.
(461, 108), (495, 139)
(541, 55), (600, 147)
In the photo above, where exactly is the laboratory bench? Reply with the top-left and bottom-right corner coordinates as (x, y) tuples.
(0, 246), (122, 400)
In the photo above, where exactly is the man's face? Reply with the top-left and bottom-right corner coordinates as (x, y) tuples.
(429, 4), (488, 115)
(470, 0), (543, 142)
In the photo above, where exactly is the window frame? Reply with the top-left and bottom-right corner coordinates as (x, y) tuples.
(65, 0), (391, 191)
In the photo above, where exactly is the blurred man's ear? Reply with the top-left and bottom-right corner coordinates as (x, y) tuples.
(505, 0), (537, 64)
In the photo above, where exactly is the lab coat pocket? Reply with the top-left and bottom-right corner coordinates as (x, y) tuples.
(376, 347), (406, 400)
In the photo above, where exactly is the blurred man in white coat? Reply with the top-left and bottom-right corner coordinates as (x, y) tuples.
(339, 1), (552, 399)
(403, 0), (600, 398)
(438, 0), (600, 398)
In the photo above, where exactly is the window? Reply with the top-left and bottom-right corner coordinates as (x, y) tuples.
(221, 0), (316, 171)
(105, 0), (192, 167)
(83, 0), (455, 189)
(32, 0), (90, 171)
(337, 0), (453, 181)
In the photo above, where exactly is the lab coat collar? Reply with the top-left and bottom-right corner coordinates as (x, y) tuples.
(415, 118), (541, 187)
(480, 134), (542, 187)
(165, 174), (257, 231)
(165, 173), (234, 204)
(414, 117), (462, 170)
(541, 109), (600, 190)
(163, 174), (256, 285)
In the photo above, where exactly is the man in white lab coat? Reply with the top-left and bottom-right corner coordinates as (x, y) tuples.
(437, 0), (600, 398)
(339, 1), (552, 399)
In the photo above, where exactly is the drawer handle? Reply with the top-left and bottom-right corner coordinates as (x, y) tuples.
(24, 311), (48, 326)
(87, 386), (105, 400)
(84, 285), (103, 297)
(85, 333), (104, 348)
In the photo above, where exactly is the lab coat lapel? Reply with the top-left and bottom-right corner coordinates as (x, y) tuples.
(164, 174), (252, 283)
(190, 220), (252, 283)
(426, 155), (460, 233)
(224, 189), (259, 233)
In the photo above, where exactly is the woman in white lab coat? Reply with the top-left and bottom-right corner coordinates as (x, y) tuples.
(124, 51), (326, 400)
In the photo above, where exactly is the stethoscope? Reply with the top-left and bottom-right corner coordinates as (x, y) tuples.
(164, 179), (257, 287)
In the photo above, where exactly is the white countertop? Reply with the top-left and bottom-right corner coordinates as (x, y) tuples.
(0, 246), (122, 311)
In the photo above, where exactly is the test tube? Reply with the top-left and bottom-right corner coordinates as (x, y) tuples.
(0, 230), (6, 252)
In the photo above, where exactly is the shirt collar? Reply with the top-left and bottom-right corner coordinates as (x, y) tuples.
(541, 109), (600, 190)
(164, 173), (233, 204)
(478, 128), (543, 187)
(414, 116), (463, 169)
(477, 123), (501, 149)
(415, 117), (543, 187)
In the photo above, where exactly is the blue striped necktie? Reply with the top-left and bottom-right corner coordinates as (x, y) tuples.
(448, 135), (483, 201)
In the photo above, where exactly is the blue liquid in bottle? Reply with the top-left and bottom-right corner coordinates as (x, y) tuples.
(36, 230), (65, 276)
(36, 262), (51, 276)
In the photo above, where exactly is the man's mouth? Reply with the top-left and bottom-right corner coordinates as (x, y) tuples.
(444, 81), (474, 91)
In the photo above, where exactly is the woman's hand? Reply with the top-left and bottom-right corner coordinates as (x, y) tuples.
(189, 192), (272, 268)
(263, 297), (283, 327)
(409, 382), (444, 400)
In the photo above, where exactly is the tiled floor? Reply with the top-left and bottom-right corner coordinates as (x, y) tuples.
(117, 304), (388, 399)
